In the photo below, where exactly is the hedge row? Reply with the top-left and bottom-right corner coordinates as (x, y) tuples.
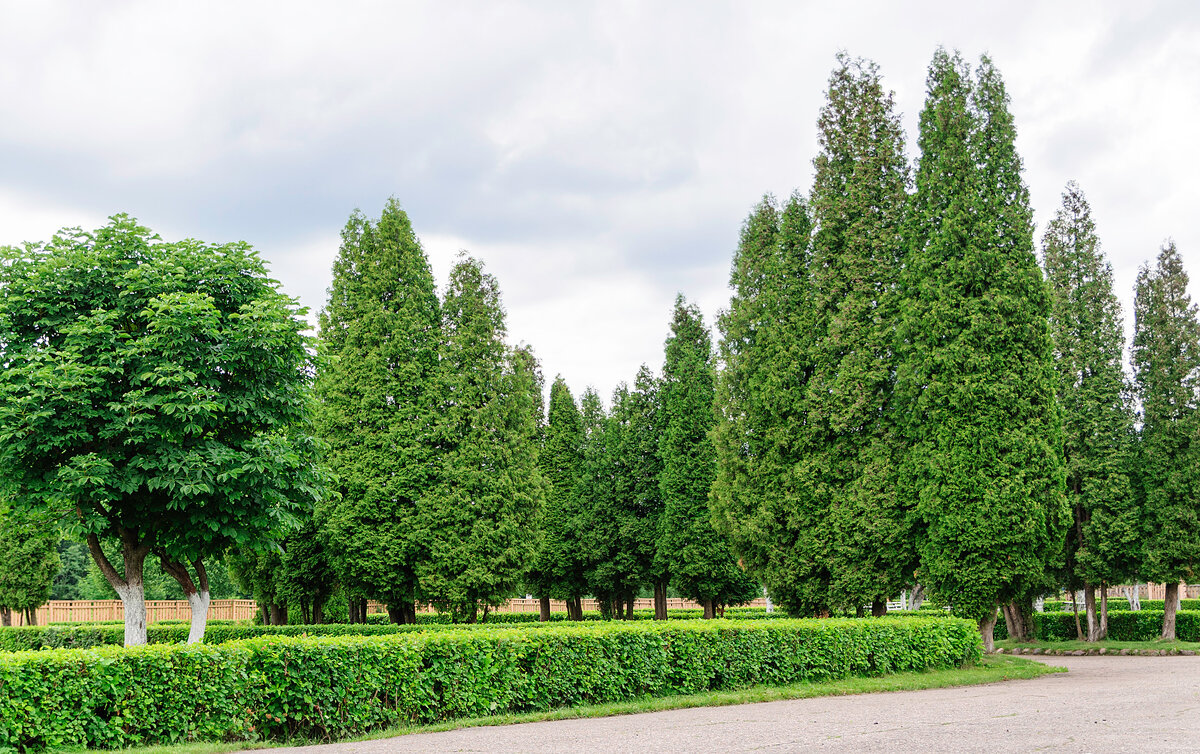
(0, 617), (980, 751)
(994, 610), (1200, 642)
(1, 609), (789, 652)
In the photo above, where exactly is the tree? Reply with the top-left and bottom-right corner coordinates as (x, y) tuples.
(1042, 181), (1138, 641)
(658, 296), (758, 618)
(1132, 242), (1200, 640)
(50, 539), (91, 601)
(0, 216), (324, 645)
(418, 257), (544, 622)
(896, 51), (1066, 651)
(712, 193), (824, 616)
(612, 366), (670, 618)
(0, 506), (59, 626)
(315, 200), (441, 625)
(805, 53), (913, 615)
(528, 377), (588, 620)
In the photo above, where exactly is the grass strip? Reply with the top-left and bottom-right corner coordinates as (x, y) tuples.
(83, 656), (1060, 754)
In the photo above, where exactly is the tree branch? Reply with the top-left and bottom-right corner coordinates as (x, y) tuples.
(156, 551), (197, 597)
(86, 532), (127, 591)
(193, 558), (209, 595)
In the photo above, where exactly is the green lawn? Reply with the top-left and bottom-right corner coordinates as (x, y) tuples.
(80, 656), (1061, 754)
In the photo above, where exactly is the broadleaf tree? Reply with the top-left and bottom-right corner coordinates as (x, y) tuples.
(0, 216), (325, 645)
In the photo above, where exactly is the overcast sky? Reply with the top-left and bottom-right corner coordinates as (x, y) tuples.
(2, 1), (1197, 401)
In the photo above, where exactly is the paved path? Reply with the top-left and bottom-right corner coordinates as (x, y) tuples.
(273, 656), (1200, 753)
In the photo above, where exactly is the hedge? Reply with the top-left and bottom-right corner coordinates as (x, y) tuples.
(0, 617), (979, 751)
(1, 608), (792, 652)
(994, 610), (1200, 642)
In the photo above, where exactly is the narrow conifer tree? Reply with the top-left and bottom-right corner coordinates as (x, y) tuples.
(1042, 182), (1137, 641)
(806, 53), (913, 615)
(897, 50), (1065, 650)
(529, 376), (588, 619)
(315, 199), (440, 624)
(620, 365), (669, 619)
(1132, 242), (1200, 640)
(659, 296), (757, 618)
(419, 256), (544, 622)
(712, 193), (822, 615)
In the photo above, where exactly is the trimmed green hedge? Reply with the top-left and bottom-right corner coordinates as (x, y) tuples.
(0, 617), (979, 751)
(994, 610), (1200, 642)
(1, 609), (792, 652)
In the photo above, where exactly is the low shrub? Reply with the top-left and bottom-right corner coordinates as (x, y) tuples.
(0, 616), (979, 751)
(994, 609), (1200, 642)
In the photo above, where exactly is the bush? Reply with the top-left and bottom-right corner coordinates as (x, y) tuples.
(994, 610), (1200, 642)
(0, 617), (979, 751)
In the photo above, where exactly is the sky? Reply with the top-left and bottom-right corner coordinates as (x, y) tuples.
(1, 1), (1198, 401)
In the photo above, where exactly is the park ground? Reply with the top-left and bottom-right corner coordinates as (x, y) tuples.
(267, 655), (1199, 753)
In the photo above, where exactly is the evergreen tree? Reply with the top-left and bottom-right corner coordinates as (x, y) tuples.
(528, 376), (588, 619)
(0, 507), (59, 626)
(315, 199), (440, 624)
(806, 53), (913, 615)
(1132, 242), (1200, 640)
(712, 193), (822, 615)
(897, 50), (1065, 650)
(419, 257), (544, 622)
(659, 296), (757, 618)
(1042, 181), (1138, 640)
(614, 366), (669, 618)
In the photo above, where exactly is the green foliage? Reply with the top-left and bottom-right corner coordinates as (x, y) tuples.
(529, 377), (587, 601)
(0, 617), (980, 750)
(803, 53), (913, 611)
(995, 610), (1200, 642)
(419, 258), (544, 621)
(1131, 243), (1200, 586)
(1042, 182), (1138, 591)
(0, 215), (325, 642)
(712, 193), (823, 615)
(0, 508), (60, 615)
(658, 297), (758, 611)
(897, 50), (1066, 623)
(48, 540), (89, 601)
(315, 200), (441, 614)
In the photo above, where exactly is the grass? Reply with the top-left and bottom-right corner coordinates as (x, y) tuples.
(996, 637), (1200, 653)
(79, 656), (1060, 754)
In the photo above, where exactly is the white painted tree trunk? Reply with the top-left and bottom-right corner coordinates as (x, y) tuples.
(87, 531), (150, 646)
(115, 579), (148, 646)
(909, 583), (926, 611)
(1124, 584), (1141, 611)
(1034, 596), (1044, 612)
(186, 588), (210, 644)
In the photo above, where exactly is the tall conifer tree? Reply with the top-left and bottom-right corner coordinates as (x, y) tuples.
(659, 296), (757, 618)
(1132, 242), (1200, 640)
(314, 199), (441, 624)
(712, 193), (822, 615)
(897, 50), (1065, 650)
(529, 376), (588, 619)
(1042, 182), (1137, 640)
(617, 365), (669, 618)
(806, 54), (913, 615)
(419, 257), (544, 622)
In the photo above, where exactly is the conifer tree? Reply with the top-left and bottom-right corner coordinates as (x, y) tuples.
(897, 50), (1065, 650)
(615, 365), (670, 618)
(528, 376), (588, 619)
(1132, 242), (1200, 640)
(712, 193), (822, 615)
(806, 53), (913, 615)
(314, 199), (441, 624)
(1042, 181), (1137, 640)
(0, 507), (59, 626)
(419, 256), (544, 622)
(659, 296), (757, 618)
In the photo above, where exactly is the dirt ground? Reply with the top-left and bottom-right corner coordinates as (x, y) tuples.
(270, 656), (1200, 753)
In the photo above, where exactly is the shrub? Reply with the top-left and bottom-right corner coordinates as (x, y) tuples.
(994, 610), (1200, 642)
(0, 617), (979, 751)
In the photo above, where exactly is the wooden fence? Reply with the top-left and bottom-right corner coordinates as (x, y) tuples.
(7, 600), (258, 627)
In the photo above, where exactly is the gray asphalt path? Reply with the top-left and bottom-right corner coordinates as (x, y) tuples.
(272, 656), (1200, 753)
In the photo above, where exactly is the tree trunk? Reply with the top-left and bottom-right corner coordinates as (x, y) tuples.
(1123, 584), (1141, 611)
(88, 530), (151, 646)
(539, 596), (551, 622)
(871, 598), (887, 617)
(313, 598), (325, 625)
(387, 604), (404, 624)
(1072, 589), (1083, 640)
(261, 604), (271, 625)
(1162, 582), (1179, 640)
(269, 603), (288, 626)
(626, 593), (636, 620)
(978, 609), (998, 653)
(1099, 588), (1108, 640)
(404, 602), (417, 624)
(1175, 582), (1185, 614)
(567, 596), (583, 621)
(24, 607), (37, 626)
(0, 607), (9, 627)
(909, 583), (926, 612)
(1002, 600), (1034, 642)
(159, 554), (210, 644)
(653, 581), (668, 621)
(702, 599), (715, 619)
(1084, 584), (1099, 642)
(855, 604), (865, 618)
